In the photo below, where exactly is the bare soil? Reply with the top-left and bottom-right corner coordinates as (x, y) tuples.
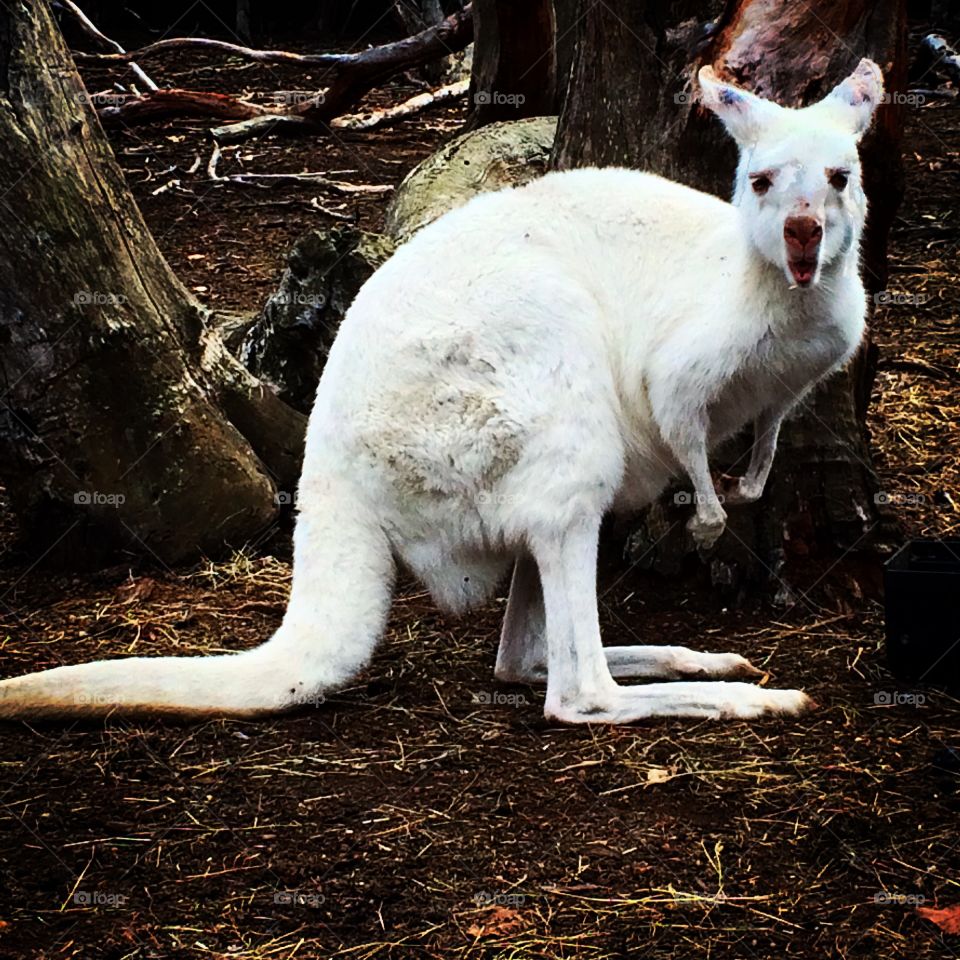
(0, 30), (958, 960)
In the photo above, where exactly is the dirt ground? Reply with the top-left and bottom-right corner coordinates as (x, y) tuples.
(0, 27), (959, 960)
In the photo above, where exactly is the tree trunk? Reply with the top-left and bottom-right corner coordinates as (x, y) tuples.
(0, 0), (305, 568)
(553, 0), (905, 591)
(467, 0), (557, 126)
(394, 0), (448, 82)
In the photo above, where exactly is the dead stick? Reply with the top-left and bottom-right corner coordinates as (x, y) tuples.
(60, 0), (158, 91)
(330, 79), (467, 131)
(208, 172), (393, 194)
(209, 114), (315, 143)
(73, 36), (351, 67)
(73, 4), (471, 72)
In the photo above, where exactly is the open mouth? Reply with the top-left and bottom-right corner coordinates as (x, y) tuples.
(788, 259), (817, 286)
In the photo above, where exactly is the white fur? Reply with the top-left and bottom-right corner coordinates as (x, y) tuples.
(0, 60), (883, 723)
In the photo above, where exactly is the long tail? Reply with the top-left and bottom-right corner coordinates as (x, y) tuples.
(0, 474), (395, 720)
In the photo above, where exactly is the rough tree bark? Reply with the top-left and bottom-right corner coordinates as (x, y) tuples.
(394, 0), (448, 82)
(467, 0), (557, 126)
(0, 1), (305, 567)
(553, 0), (905, 593)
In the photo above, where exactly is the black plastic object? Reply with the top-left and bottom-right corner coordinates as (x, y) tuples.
(884, 539), (960, 690)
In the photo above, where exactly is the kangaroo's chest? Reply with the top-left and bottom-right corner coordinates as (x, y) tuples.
(708, 318), (856, 443)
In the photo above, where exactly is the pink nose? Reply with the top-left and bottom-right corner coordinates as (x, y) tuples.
(784, 216), (823, 256)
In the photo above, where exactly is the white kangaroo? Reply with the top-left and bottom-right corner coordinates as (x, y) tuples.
(0, 60), (882, 723)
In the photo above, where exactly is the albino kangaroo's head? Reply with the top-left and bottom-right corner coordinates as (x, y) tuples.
(698, 59), (883, 288)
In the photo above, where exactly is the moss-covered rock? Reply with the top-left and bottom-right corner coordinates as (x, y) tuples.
(384, 116), (557, 243)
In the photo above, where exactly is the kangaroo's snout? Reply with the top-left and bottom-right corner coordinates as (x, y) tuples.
(783, 216), (823, 286)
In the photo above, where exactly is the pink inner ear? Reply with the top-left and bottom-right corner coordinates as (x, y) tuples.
(846, 80), (874, 106)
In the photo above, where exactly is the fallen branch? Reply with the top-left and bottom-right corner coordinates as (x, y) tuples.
(209, 114), (314, 143)
(294, 5), (472, 125)
(82, 6), (473, 139)
(920, 34), (960, 86)
(98, 88), (270, 126)
(877, 356), (960, 382)
(330, 78), (467, 131)
(72, 5), (471, 77)
(60, 0), (158, 90)
(73, 36), (359, 68)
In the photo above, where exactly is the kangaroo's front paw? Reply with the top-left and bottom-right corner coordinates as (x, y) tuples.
(687, 509), (726, 549)
(715, 474), (763, 506)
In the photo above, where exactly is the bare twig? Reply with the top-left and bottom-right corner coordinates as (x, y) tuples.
(206, 143), (221, 181)
(73, 36), (354, 68)
(60, 0), (158, 91)
(208, 172), (393, 195)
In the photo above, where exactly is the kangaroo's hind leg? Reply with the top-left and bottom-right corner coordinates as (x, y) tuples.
(530, 514), (811, 724)
(495, 553), (762, 683)
(494, 552), (547, 683)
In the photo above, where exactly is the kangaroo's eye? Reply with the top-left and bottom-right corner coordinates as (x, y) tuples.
(829, 170), (849, 190)
(750, 174), (772, 196)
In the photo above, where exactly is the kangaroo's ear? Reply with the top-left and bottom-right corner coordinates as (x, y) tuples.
(697, 65), (780, 146)
(815, 58), (884, 140)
